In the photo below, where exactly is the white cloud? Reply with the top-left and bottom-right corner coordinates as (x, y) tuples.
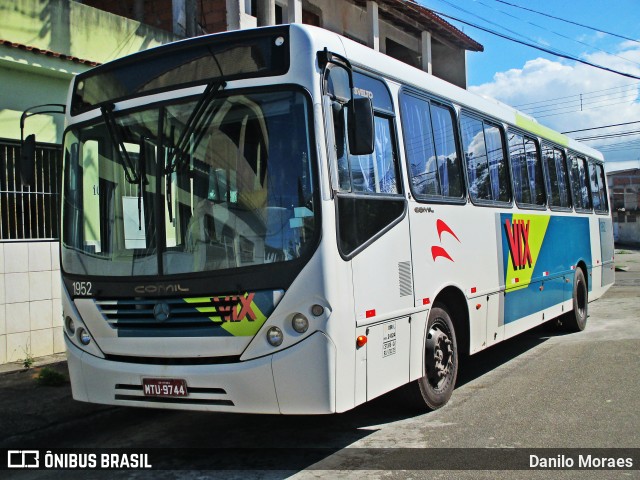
(469, 43), (640, 163)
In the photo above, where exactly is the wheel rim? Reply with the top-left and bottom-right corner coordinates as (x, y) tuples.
(576, 277), (587, 320)
(425, 319), (454, 392)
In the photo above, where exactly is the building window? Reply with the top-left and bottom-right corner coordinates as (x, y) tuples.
(612, 188), (625, 210)
(0, 139), (62, 240)
(386, 38), (420, 69)
(302, 9), (320, 26)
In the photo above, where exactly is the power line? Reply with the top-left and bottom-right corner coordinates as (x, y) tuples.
(433, 0), (586, 65)
(427, 7), (640, 81)
(522, 92), (638, 117)
(576, 130), (640, 141)
(475, 0), (640, 68)
(598, 145), (640, 152)
(514, 83), (640, 109)
(522, 92), (636, 114)
(597, 139), (640, 147)
(535, 99), (636, 119)
(594, 140), (640, 152)
(493, 0), (640, 44)
(562, 120), (640, 134)
(583, 137), (640, 147)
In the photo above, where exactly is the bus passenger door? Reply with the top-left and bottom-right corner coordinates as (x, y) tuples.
(322, 61), (413, 400)
(333, 112), (414, 401)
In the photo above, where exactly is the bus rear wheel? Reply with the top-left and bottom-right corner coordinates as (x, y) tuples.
(415, 305), (458, 410)
(562, 268), (588, 332)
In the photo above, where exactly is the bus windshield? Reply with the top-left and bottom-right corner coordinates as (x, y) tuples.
(61, 89), (316, 277)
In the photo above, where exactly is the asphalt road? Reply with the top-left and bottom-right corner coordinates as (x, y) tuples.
(2, 249), (639, 479)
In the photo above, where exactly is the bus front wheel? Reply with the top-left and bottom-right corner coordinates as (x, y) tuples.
(562, 268), (588, 332)
(416, 304), (459, 410)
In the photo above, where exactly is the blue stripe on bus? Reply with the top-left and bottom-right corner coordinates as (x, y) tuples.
(501, 214), (591, 324)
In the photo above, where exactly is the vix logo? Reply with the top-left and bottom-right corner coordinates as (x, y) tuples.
(504, 218), (532, 270)
(210, 293), (257, 322)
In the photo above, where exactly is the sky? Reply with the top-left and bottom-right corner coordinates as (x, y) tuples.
(419, 0), (640, 171)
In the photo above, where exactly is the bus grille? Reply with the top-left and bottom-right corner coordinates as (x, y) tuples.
(95, 297), (236, 337)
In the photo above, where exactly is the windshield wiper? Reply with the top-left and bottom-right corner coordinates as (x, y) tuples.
(100, 103), (140, 184)
(164, 79), (226, 223)
(164, 79), (226, 175)
(137, 137), (150, 230)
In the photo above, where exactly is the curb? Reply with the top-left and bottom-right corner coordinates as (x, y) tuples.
(0, 353), (67, 376)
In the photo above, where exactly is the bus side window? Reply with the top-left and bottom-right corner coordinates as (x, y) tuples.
(399, 93), (464, 200)
(589, 162), (609, 213)
(508, 132), (545, 207)
(334, 110), (404, 256)
(348, 114), (399, 194)
(332, 106), (399, 194)
(568, 154), (592, 211)
(543, 146), (571, 209)
(460, 114), (510, 204)
(596, 163), (609, 212)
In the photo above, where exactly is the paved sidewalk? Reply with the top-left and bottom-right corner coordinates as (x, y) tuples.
(0, 353), (66, 375)
(0, 356), (115, 448)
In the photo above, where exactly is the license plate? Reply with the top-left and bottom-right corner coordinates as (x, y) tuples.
(142, 378), (188, 397)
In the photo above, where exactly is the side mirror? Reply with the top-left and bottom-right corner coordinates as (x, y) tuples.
(347, 97), (374, 156)
(20, 134), (36, 187)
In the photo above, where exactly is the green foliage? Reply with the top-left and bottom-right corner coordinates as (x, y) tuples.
(35, 367), (68, 387)
(22, 350), (34, 370)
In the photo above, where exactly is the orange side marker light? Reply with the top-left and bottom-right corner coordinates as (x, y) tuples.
(356, 336), (368, 348)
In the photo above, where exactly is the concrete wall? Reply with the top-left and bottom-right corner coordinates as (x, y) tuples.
(0, 242), (62, 364)
(0, 0), (178, 144)
(0, 53), (72, 144)
(432, 37), (467, 89)
(305, 0), (418, 52)
(303, 0), (467, 87)
(1, 0), (177, 65)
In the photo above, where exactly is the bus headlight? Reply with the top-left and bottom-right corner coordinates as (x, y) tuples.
(65, 316), (76, 336)
(267, 327), (284, 346)
(77, 328), (91, 346)
(291, 313), (309, 333)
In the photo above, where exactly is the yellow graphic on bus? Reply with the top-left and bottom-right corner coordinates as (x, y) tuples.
(185, 293), (268, 336)
(504, 214), (550, 291)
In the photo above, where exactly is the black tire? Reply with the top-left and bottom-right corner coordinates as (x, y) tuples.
(562, 268), (588, 332)
(404, 304), (458, 410)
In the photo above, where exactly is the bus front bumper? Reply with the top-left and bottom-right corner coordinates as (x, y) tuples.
(65, 331), (336, 414)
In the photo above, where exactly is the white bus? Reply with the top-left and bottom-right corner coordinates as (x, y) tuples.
(52, 24), (614, 413)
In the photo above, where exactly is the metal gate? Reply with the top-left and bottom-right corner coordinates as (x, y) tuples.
(0, 138), (62, 240)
